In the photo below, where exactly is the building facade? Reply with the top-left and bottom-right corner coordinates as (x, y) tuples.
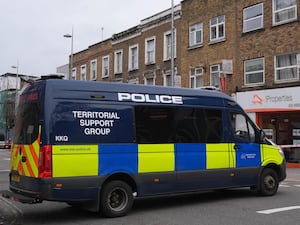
(69, 0), (300, 161)
(71, 4), (182, 86)
(0, 73), (37, 141)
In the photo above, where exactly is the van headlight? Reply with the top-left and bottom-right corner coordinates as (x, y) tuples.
(278, 148), (285, 159)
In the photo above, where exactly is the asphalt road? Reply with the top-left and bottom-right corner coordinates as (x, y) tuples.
(1, 149), (300, 225)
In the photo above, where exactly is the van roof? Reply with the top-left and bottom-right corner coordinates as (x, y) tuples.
(42, 79), (233, 101)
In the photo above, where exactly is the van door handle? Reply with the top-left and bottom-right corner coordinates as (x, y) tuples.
(234, 145), (241, 151)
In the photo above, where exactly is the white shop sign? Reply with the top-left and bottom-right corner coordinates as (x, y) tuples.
(236, 87), (300, 111)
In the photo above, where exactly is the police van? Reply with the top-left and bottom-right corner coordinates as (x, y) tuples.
(7, 76), (286, 217)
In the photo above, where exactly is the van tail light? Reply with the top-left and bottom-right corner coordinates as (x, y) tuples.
(38, 145), (52, 178)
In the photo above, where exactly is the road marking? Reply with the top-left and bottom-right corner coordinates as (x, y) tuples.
(0, 169), (9, 172)
(257, 206), (300, 214)
(279, 184), (290, 187)
(3, 158), (10, 161)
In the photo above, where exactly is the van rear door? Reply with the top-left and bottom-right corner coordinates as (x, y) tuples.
(10, 86), (43, 184)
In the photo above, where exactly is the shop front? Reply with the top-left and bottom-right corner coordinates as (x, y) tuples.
(236, 87), (300, 164)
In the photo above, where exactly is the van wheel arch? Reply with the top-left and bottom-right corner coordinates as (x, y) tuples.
(102, 173), (137, 194)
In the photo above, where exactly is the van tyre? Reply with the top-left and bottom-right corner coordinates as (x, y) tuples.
(258, 168), (279, 196)
(100, 180), (133, 217)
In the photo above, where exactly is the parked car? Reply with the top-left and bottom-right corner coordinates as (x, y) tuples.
(0, 140), (11, 149)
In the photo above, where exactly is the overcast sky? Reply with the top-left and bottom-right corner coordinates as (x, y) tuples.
(0, 0), (181, 76)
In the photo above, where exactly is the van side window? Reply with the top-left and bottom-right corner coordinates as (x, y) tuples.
(134, 106), (223, 144)
(230, 112), (256, 142)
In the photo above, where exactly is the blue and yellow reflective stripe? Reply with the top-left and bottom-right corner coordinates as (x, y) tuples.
(206, 144), (232, 169)
(138, 144), (174, 173)
(51, 143), (282, 178)
(52, 145), (98, 177)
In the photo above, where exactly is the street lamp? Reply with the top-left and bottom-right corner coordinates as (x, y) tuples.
(11, 63), (19, 91)
(171, 0), (175, 87)
(64, 28), (74, 80)
(11, 62), (19, 111)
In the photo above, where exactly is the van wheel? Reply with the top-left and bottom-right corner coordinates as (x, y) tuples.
(100, 180), (133, 217)
(258, 168), (279, 196)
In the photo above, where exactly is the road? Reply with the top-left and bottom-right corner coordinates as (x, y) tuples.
(1, 149), (300, 225)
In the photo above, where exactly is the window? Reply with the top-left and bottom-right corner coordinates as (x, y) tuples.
(210, 15), (225, 42)
(210, 64), (221, 88)
(230, 112), (256, 143)
(114, 50), (123, 74)
(190, 67), (204, 88)
(243, 3), (263, 33)
(13, 102), (40, 144)
(273, 0), (297, 25)
(275, 53), (298, 82)
(164, 73), (172, 87)
(71, 68), (76, 80)
(135, 106), (223, 144)
(145, 37), (156, 65)
(144, 71), (156, 86)
(128, 44), (138, 71)
(189, 23), (203, 47)
(128, 78), (139, 84)
(90, 59), (97, 80)
(244, 58), (265, 85)
(164, 30), (176, 61)
(102, 56), (109, 78)
(144, 76), (155, 86)
(80, 65), (86, 80)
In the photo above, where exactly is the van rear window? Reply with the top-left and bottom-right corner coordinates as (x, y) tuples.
(13, 103), (40, 144)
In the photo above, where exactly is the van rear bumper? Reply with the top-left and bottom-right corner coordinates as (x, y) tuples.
(9, 174), (105, 203)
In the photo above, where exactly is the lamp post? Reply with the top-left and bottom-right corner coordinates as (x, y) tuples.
(11, 63), (19, 127)
(11, 63), (19, 97)
(64, 28), (74, 80)
(171, 0), (175, 87)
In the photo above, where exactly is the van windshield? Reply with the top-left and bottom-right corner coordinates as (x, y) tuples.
(13, 102), (40, 144)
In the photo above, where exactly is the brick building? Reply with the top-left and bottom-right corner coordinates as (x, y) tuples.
(181, 0), (300, 161)
(71, 4), (182, 86)
(69, 0), (300, 160)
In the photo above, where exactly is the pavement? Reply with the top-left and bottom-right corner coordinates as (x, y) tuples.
(0, 196), (23, 225)
(285, 167), (300, 182)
